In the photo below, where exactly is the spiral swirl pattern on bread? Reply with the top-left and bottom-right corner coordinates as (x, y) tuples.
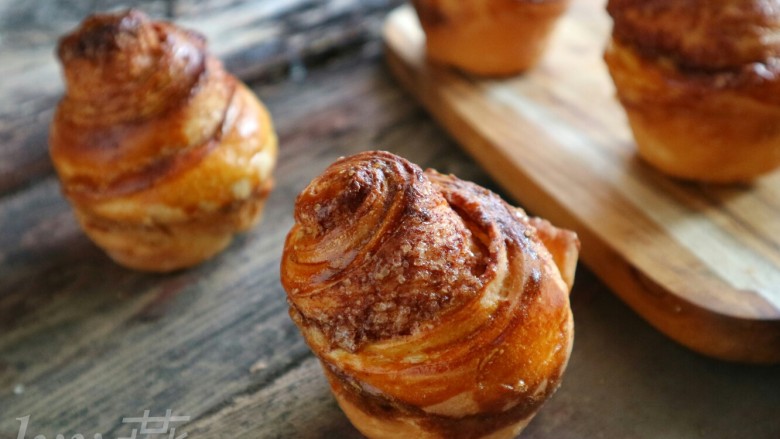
(50, 10), (277, 271)
(282, 151), (578, 438)
(608, 0), (780, 71)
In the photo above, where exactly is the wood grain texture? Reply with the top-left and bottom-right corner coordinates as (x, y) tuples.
(384, 3), (780, 363)
(1, 2), (779, 438)
(1, 30), (779, 439)
(0, 52), (399, 438)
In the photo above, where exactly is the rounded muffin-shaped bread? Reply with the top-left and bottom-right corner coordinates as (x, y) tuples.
(411, 0), (571, 76)
(281, 151), (579, 439)
(605, 0), (780, 182)
(50, 10), (277, 271)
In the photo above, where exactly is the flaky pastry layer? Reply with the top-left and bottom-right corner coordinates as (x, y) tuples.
(49, 10), (277, 271)
(605, 38), (780, 182)
(608, 0), (780, 71)
(282, 151), (579, 438)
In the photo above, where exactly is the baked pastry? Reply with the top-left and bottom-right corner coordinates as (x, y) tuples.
(281, 151), (579, 438)
(411, 0), (571, 76)
(49, 10), (277, 271)
(604, 0), (780, 182)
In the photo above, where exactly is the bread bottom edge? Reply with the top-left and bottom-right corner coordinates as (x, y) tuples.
(75, 192), (269, 272)
(326, 372), (534, 439)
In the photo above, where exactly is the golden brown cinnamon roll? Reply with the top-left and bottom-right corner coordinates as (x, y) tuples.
(411, 0), (571, 76)
(49, 10), (277, 272)
(605, 0), (780, 182)
(281, 151), (579, 439)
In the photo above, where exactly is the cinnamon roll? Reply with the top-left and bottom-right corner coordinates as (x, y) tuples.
(49, 10), (277, 271)
(605, 0), (780, 182)
(281, 151), (579, 439)
(411, 0), (571, 76)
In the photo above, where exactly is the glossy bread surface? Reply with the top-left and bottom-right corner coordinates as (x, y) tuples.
(605, 0), (780, 182)
(608, 0), (780, 70)
(49, 10), (277, 271)
(282, 151), (579, 438)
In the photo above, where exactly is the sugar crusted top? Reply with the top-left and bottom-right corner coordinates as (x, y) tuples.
(282, 151), (487, 352)
(608, 0), (780, 71)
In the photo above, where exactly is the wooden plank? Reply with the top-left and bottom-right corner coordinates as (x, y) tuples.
(0, 53), (467, 437)
(383, 3), (780, 363)
(182, 270), (780, 439)
(2, 35), (779, 439)
(185, 357), (362, 439)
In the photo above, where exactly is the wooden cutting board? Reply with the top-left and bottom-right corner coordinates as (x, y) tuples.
(384, 3), (780, 363)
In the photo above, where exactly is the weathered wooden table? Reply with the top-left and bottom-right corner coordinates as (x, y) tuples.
(1, 1), (779, 438)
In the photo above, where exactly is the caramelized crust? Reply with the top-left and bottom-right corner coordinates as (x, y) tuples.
(281, 151), (579, 438)
(49, 11), (277, 271)
(51, 10), (229, 199)
(283, 152), (486, 351)
(607, 0), (780, 71)
(605, 0), (780, 182)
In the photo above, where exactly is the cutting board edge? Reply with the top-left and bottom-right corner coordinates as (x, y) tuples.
(383, 5), (780, 364)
